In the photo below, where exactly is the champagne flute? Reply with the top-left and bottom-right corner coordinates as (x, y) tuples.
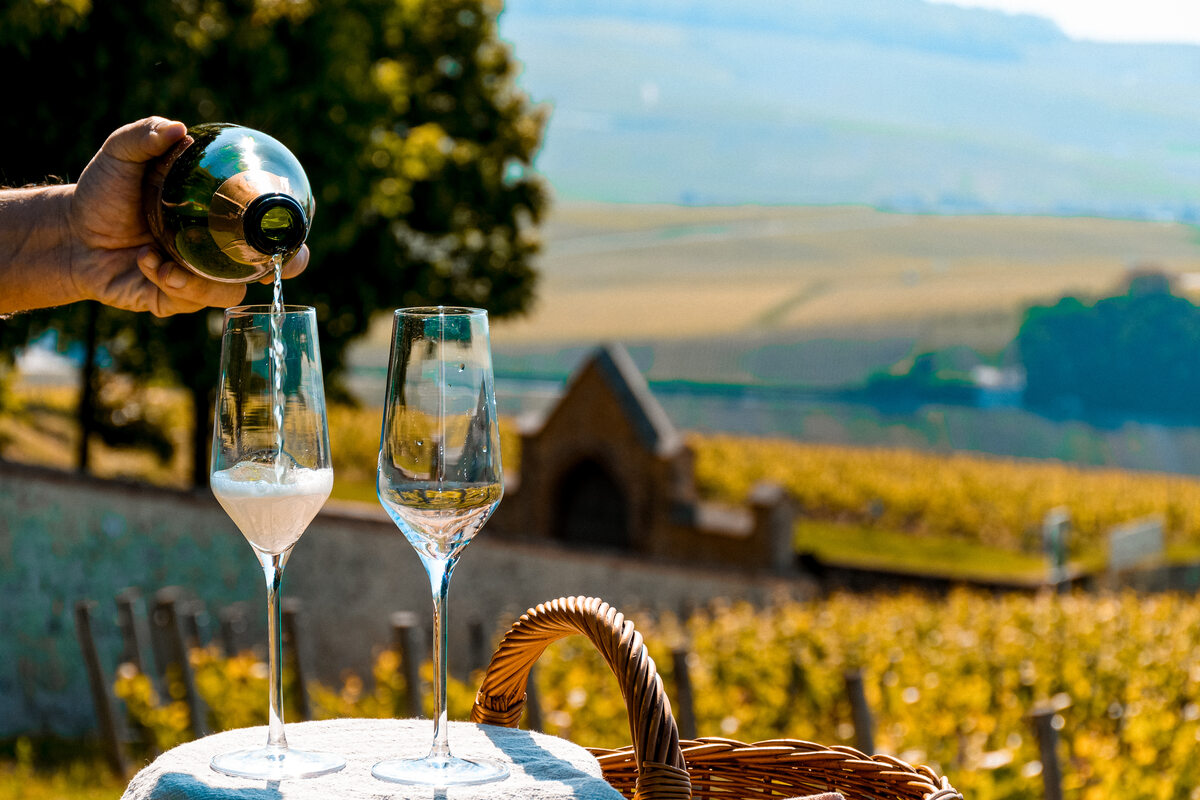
(209, 304), (345, 780)
(373, 306), (507, 786)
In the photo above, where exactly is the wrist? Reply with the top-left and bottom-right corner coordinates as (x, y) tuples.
(45, 183), (78, 303)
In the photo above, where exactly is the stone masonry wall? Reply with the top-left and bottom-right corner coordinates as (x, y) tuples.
(0, 462), (804, 737)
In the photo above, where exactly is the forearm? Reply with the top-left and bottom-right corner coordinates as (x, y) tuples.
(0, 184), (78, 315)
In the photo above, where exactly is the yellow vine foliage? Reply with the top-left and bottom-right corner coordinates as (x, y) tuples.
(689, 434), (1200, 554)
(112, 665), (190, 753)
(116, 591), (1200, 799)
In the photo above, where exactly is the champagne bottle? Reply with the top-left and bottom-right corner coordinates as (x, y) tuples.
(143, 122), (314, 283)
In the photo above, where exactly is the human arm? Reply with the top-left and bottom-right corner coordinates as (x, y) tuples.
(0, 184), (78, 315)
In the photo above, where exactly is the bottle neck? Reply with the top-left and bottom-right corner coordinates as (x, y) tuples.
(208, 171), (309, 262)
(244, 194), (307, 256)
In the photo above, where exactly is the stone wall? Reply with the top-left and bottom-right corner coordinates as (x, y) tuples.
(0, 461), (805, 737)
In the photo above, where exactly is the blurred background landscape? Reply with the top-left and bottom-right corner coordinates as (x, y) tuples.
(481, 0), (1200, 473)
(499, 0), (1200, 215)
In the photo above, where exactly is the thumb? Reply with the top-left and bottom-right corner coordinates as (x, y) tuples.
(100, 116), (188, 164)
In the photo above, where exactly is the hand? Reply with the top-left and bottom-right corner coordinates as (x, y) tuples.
(68, 117), (309, 317)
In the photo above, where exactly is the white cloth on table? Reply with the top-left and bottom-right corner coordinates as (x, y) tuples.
(121, 718), (626, 800)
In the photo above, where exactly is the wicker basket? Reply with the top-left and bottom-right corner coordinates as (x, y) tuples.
(472, 596), (963, 800)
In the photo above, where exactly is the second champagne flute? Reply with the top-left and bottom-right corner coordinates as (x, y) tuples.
(209, 304), (344, 780)
(373, 306), (507, 786)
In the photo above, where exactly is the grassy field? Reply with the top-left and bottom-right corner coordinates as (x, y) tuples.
(341, 204), (1200, 391)
(488, 203), (1200, 349)
(0, 738), (122, 800)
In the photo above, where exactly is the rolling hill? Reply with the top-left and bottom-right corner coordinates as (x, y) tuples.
(499, 0), (1200, 218)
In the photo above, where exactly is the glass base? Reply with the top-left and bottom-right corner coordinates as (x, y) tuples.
(372, 754), (509, 786)
(211, 746), (346, 780)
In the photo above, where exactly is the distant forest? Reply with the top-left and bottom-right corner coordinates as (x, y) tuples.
(1017, 272), (1200, 422)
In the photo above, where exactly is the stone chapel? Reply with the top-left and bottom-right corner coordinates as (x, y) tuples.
(488, 343), (797, 574)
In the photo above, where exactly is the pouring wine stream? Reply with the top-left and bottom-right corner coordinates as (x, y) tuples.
(270, 253), (286, 482)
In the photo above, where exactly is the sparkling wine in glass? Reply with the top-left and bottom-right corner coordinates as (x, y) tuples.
(373, 306), (507, 786)
(209, 304), (345, 780)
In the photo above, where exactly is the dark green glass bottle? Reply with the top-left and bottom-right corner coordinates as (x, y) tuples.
(143, 123), (314, 283)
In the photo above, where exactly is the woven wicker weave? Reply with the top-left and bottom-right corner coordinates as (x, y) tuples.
(471, 596), (963, 800)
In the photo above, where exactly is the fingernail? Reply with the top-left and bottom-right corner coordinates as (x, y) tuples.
(163, 265), (189, 290)
(139, 246), (160, 268)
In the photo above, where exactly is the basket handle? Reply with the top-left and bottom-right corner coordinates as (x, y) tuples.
(471, 596), (691, 800)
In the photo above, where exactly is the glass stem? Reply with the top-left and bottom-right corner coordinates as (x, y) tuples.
(260, 551), (289, 751)
(424, 555), (456, 762)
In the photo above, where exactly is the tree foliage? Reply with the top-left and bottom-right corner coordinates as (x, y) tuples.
(1017, 275), (1200, 421)
(0, 0), (549, 484)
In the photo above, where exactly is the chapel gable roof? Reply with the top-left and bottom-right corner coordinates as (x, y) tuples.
(561, 343), (683, 458)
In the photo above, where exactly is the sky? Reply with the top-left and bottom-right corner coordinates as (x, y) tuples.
(928, 0), (1200, 45)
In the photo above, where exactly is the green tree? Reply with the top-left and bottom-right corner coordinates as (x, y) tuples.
(1017, 276), (1200, 421)
(0, 0), (548, 485)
